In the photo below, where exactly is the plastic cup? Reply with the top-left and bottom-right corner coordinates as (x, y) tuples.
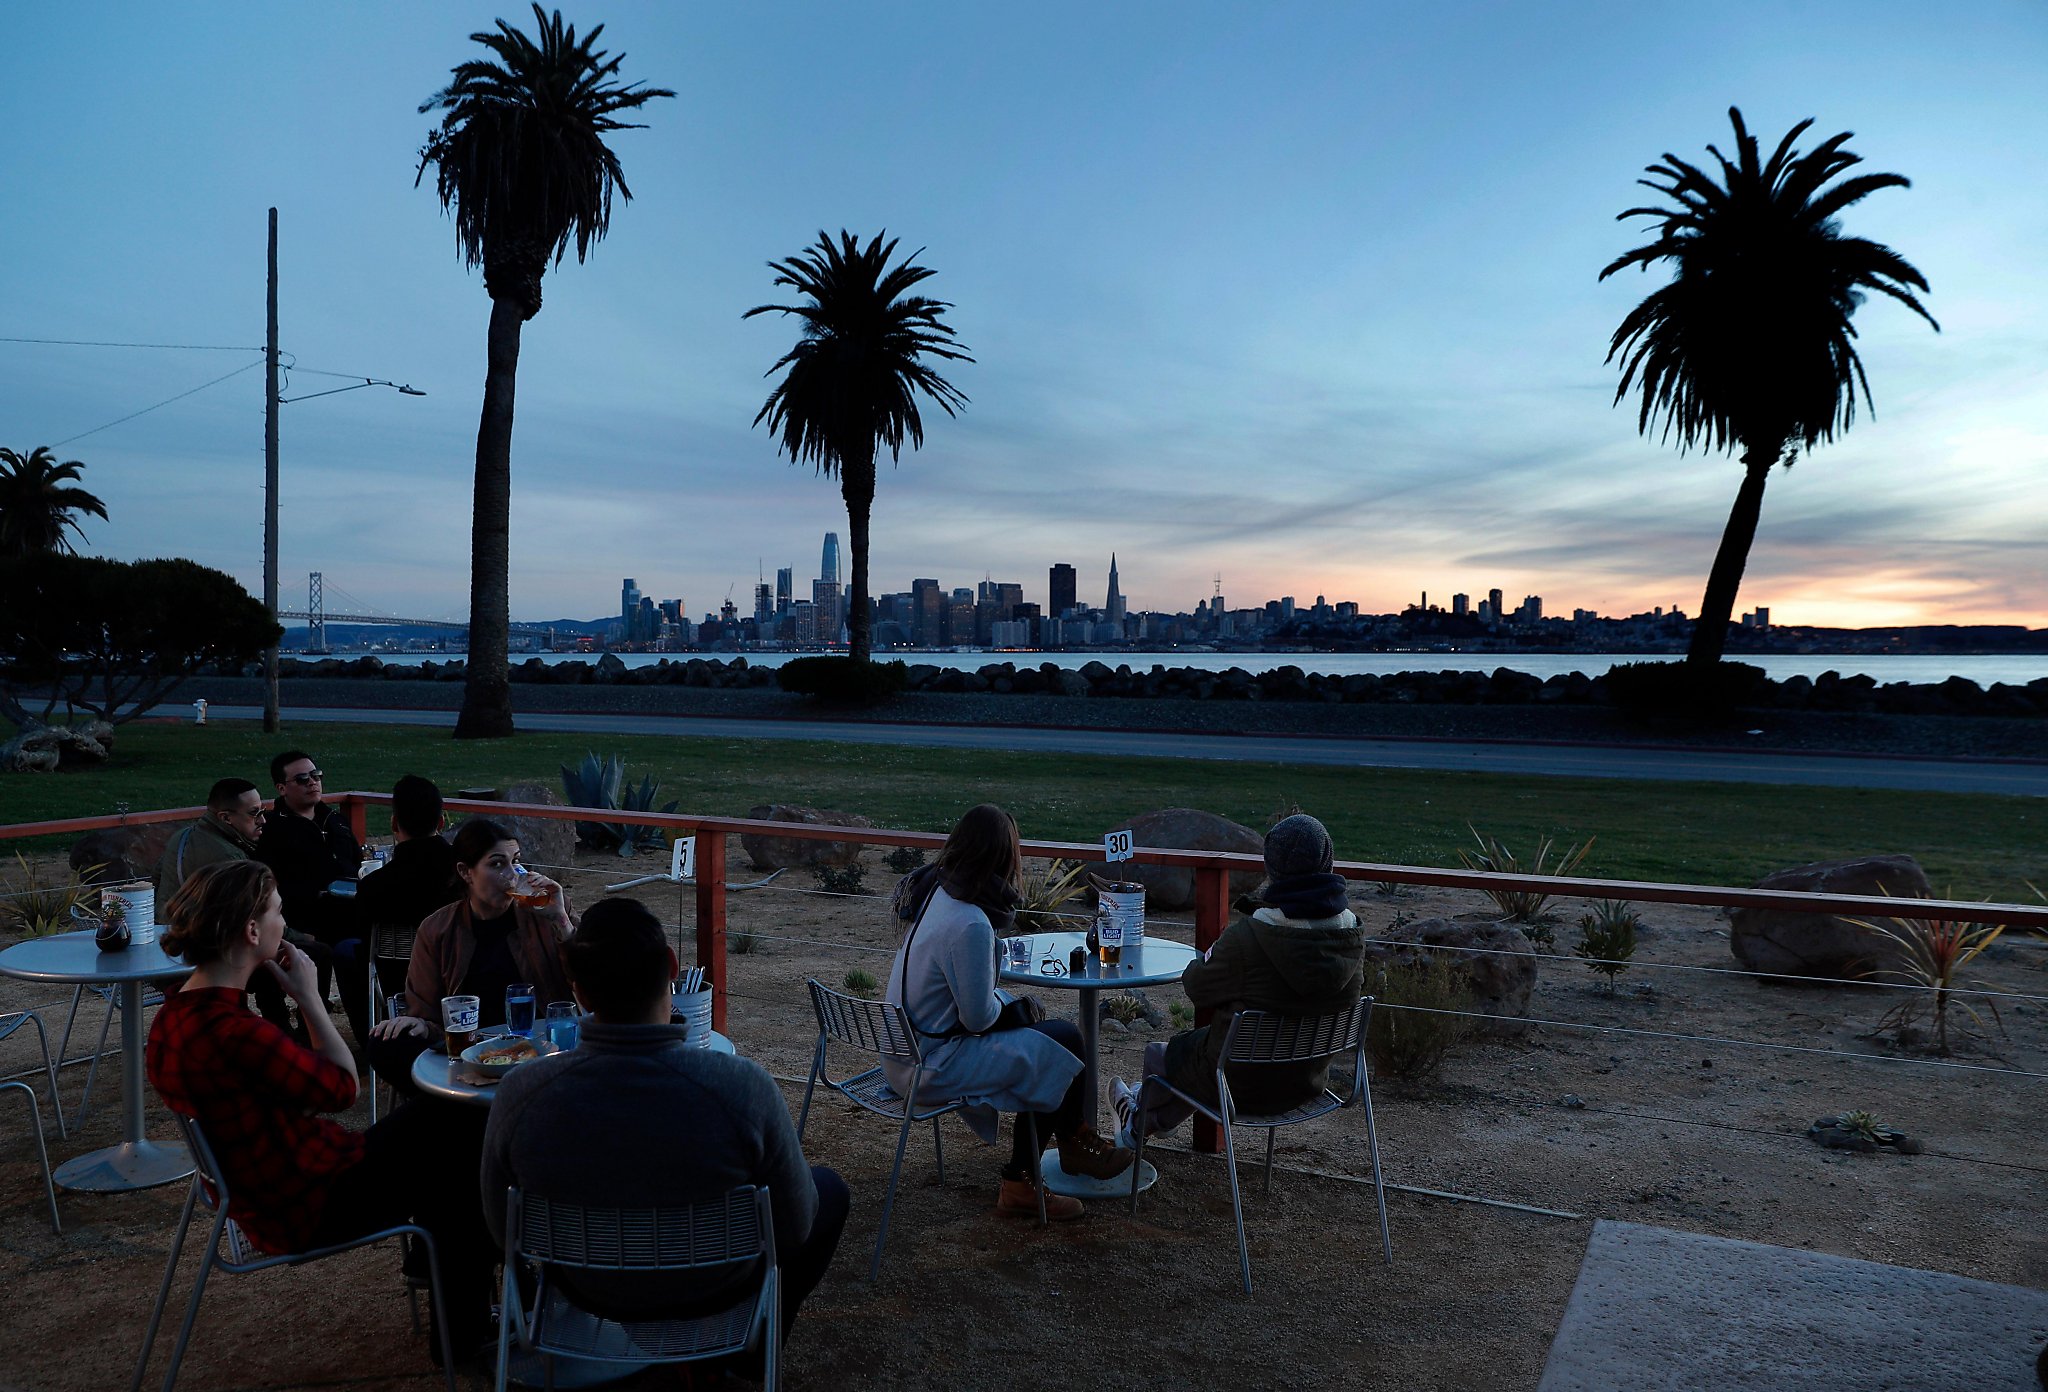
(505, 982), (537, 1037)
(441, 995), (480, 1057)
(1005, 936), (1033, 971)
(546, 1001), (579, 1052)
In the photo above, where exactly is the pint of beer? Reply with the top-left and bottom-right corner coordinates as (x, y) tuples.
(1095, 882), (1144, 967)
(505, 864), (554, 906)
(441, 994), (481, 1058)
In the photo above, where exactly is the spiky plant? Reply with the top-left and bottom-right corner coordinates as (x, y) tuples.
(1458, 827), (1594, 924)
(1851, 894), (2005, 1057)
(1574, 899), (1642, 993)
(1017, 857), (1090, 932)
(0, 854), (104, 934)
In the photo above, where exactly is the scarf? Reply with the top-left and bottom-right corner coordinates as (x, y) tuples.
(892, 862), (1021, 936)
(1240, 870), (1350, 922)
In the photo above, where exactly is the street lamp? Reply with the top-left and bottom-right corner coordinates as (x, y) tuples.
(262, 207), (425, 732)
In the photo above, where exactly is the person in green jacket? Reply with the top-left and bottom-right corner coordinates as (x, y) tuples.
(1112, 814), (1365, 1146)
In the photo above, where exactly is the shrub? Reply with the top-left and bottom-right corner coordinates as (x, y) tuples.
(1600, 659), (1769, 718)
(0, 853), (104, 934)
(843, 967), (879, 998)
(1103, 993), (1147, 1025)
(559, 752), (679, 856)
(1366, 955), (1475, 1082)
(1458, 826), (1593, 924)
(815, 862), (868, 896)
(775, 656), (909, 705)
(1018, 858), (1089, 932)
(883, 845), (928, 874)
(1168, 1000), (1194, 1030)
(1574, 899), (1642, 993)
(727, 929), (758, 956)
(1852, 895), (2006, 1057)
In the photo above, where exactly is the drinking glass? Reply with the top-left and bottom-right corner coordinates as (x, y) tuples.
(505, 982), (537, 1038)
(545, 1001), (579, 1052)
(441, 995), (481, 1058)
(1005, 936), (1033, 971)
(506, 863), (553, 906)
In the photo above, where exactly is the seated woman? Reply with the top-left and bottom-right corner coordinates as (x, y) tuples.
(1111, 814), (1366, 1147)
(885, 803), (1132, 1221)
(145, 861), (495, 1363)
(365, 817), (575, 1098)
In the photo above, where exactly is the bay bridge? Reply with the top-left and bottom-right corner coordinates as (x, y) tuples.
(276, 572), (561, 650)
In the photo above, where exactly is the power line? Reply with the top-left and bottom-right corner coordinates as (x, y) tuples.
(0, 335), (261, 352)
(49, 359), (265, 447)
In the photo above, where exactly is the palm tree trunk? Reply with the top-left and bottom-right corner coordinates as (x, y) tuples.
(842, 463), (875, 665)
(1686, 443), (1778, 669)
(455, 296), (522, 739)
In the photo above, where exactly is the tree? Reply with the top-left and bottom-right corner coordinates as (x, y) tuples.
(417, 5), (671, 738)
(0, 555), (279, 728)
(0, 447), (108, 559)
(1601, 107), (1937, 669)
(746, 231), (973, 664)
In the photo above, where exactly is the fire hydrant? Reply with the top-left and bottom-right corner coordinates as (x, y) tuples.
(193, 699), (208, 726)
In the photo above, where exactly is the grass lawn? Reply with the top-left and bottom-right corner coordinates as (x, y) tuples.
(1, 718), (2041, 898)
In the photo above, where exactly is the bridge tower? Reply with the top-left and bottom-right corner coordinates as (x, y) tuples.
(308, 571), (325, 652)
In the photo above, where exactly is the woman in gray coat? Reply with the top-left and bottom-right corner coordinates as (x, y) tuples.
(885, 804), (1133, 1220)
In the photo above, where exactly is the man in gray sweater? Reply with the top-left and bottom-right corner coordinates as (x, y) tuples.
(481, 897), (849, 1342)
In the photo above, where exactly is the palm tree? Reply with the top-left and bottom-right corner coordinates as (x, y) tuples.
(1601, 106), (1937, 669)
(417, 5), (671, 738)
(0, 447), (108, 559)
(745, 231), (973, 664)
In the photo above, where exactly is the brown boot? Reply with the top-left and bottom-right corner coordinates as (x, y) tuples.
(1058, 1126), (1135, 1180)
(997, 1177), (1083, 1221)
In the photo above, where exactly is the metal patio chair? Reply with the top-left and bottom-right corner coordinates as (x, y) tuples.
(129, 1113), (456, 1392)
(1128, 996), (1392, 1294)
(496, 1185), (780, 1392)
(798, 979), (1047, 1278)
(2, 1078), (61, 1234)
(363, 919), (420, 1122)
(0, 1008), (66, 1141)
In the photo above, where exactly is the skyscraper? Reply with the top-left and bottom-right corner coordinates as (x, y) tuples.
(912, 579), (943, 647)
(1488, 588), (1504, 622)
(775, 566), (793, 617)
(620, 578), (640, 635)
(754, 582), (774, 631)
(820, 532), (841, 586)
(1048, 563), (1076, 618)
(1104, 554), (1125, 627)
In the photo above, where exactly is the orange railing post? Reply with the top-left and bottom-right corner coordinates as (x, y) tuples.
(695, 829), (729, 1032)
(343, 794), (369, 846)
(1190, 863), (1231, 1154)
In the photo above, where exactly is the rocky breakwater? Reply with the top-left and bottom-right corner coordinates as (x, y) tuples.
(268, 654), (2048, 718)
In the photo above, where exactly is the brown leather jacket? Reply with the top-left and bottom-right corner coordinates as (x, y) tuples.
(402, 896), (577, 1036)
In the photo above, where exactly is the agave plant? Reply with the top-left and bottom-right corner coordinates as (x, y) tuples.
(1458, 827), (1595, 925)
(1851, 893), (2005, 1057)
(1017, 857), (1090, 932)
(560, 751), (679, 856)
(1, 853), (105, 935)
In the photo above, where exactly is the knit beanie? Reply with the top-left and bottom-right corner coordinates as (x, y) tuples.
(1264, 814), (1334, 877)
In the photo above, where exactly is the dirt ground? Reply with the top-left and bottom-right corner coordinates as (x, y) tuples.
(2, 840), (2043, 1392)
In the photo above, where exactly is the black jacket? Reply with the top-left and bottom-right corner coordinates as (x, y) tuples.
(353, 834), (460, 946)
(256, 802), (363, 942)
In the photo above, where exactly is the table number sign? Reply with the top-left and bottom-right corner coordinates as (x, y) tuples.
(1103, 829), (1134, 863)
(672, 835), (696, 881)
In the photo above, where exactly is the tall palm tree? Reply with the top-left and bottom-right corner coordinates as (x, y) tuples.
(0, 447), (108, 559)
(1601, 107), (1937, 669)
(745, 231), (973, 664)
(417, 5), (670, 738)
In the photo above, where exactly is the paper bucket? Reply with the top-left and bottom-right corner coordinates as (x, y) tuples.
(103, 883), (157, 946)
(675, 987), (714, 1048)
(1097, 883), (1144, 954)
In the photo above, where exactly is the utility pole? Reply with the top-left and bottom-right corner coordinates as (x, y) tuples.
(263, 208), (281, 733)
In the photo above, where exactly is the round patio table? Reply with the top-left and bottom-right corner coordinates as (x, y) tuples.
(411, 1029), (736, 1105)
(999, 929), (1199, 1199)
(409, 1026), (736, 1390)
(0, 929), (194, 1191)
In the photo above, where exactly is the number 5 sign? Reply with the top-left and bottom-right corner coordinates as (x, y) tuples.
(1103, 829), (1134, 863)
(671, 835), (697, 881)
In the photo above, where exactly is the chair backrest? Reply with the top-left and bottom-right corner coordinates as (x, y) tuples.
(171, 1112), (262, 1262)
(510, 1185), (773, 1275)
(1220, 998), (1370, 1067)
(369, 919), (420, 967)
(805, 979), (922, 1064)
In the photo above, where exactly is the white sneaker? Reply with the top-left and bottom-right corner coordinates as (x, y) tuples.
(1111, 1077), (1140, 1150)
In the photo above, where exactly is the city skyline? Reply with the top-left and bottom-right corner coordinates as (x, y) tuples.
(4, 5), (2045, 630)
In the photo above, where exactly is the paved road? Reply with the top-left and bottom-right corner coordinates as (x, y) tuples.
(207, 704), (2048, 795)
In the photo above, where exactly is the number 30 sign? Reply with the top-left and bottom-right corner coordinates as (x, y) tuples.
(1103, 829), (1134, 863)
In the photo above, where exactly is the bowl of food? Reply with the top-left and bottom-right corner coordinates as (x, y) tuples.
(461, 1034), (556, 1078)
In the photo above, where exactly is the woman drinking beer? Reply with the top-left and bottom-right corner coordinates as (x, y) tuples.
(365, 818), (575, 1097)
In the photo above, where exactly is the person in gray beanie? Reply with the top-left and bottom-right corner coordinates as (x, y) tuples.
(1111, 813), (1365, 1147)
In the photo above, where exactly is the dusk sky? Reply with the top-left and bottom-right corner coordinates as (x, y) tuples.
(4, 2), (2044, 630)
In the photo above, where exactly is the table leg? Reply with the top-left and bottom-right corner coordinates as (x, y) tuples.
(53, 980), (192, 1193)
(1039, 981), (1157, 1199)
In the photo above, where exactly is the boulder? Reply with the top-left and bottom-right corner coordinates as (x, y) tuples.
(454, 782), (578, 875)
(1104, 808), (1264, 910)
(71, 822), (180, 884)
(1728, 854), (1929, 982)
(742, 804), (875, 870)
(2, 721), (116, 773)
(1363, 916), (1539, 1037)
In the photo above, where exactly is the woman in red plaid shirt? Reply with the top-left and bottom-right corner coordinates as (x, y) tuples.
(148, 861), (495, 1365)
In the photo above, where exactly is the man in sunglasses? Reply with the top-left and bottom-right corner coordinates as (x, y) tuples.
(257, 751), (365, 1030)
